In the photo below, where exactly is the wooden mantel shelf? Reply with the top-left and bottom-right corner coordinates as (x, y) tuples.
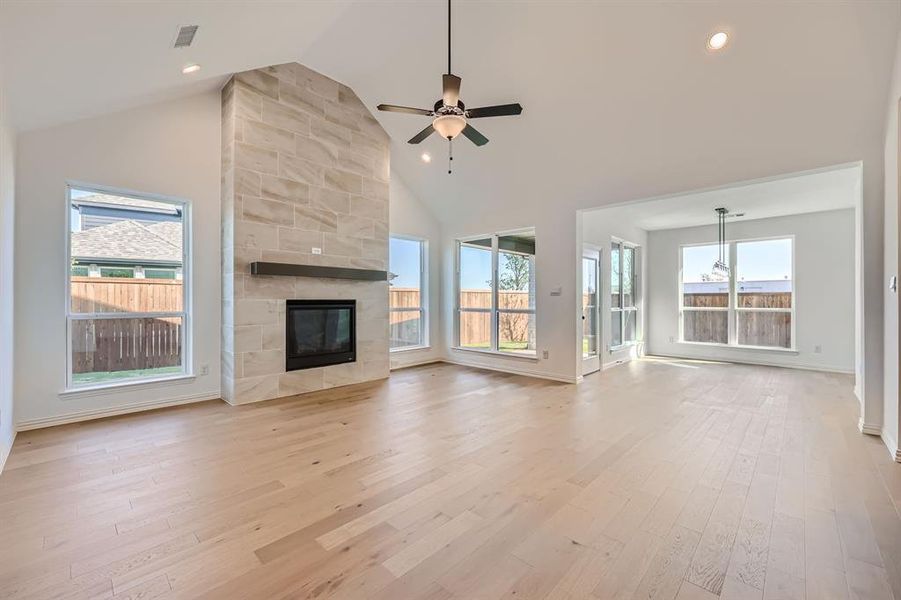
(249, 262), (387, 281)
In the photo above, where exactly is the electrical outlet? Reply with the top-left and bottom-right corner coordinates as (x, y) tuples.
(542, 350), (549, 359)
(312, 247), (322, 255)
(668, 336), (675, 343)
(814, 345), (822, 354)
(200, 364), (210, 376)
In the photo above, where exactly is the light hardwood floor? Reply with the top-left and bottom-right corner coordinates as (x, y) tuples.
(1, 358), (900, 600)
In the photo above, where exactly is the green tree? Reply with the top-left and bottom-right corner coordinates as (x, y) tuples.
(498, 254), (531, 291)
(496, 254), (532, 348)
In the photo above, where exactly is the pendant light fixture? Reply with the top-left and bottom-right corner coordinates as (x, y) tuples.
(712, 207), (730, 277)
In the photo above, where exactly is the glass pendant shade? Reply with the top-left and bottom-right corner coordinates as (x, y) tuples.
(433, 114), (467, 139)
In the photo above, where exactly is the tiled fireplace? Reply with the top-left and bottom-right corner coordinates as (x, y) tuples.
(220, 62), (390, 405)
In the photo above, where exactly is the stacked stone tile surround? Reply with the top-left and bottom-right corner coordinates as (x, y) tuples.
(221, 62), (390, 404)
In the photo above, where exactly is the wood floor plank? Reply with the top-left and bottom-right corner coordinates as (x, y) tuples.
(687, 481), (748, 595)
(0, 360), (897, 599)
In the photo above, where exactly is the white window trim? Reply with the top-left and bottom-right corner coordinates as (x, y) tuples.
(610, 238), (640, 351)
(454, 228), (537, 358)
(677, 235), (796, 351)
(64, 181), (193, 393)
(389, 234), (429, 352)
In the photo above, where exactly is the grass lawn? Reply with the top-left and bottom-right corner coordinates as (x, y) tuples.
(73, 365), (183, 385)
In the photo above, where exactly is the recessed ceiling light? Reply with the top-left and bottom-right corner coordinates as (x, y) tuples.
(182, 64), (201, 74)
(421, 153), (432, 163)
(707, 31), (729, 51)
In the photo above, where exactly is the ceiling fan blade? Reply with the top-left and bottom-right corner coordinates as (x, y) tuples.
(461, 124), (489, 146)
(442, 74), (461, 107)
(377, 104), (433, 116)
(407, 124), (436, 144)
(466, 103), (523, 119)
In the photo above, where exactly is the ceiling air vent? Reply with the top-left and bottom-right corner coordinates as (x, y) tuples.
(173, 25), (199, 49)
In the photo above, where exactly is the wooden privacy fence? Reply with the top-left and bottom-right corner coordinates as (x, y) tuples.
(390, 288), (533, 346)
(71, 277), (183, 313)
(683, 292), (791, 309)
(683, 292), (792, 347)
(70, 277), (183, 374)
(71, 317), (182, 374)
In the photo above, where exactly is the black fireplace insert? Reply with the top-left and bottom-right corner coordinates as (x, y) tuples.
(286, 300), (356, 371)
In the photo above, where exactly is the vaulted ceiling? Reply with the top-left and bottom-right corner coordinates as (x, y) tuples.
(2, 1), (899, 221)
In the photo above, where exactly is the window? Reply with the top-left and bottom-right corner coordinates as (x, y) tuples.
(99, 266), (135, 278)
(679, 237), (793, 349)
(67, 185), (189, 388)
(389, 236), (427, 350)
(736, 239), (793, 348)
(680, 244), (729, 344)
(610, 240), (639, 348)
(456, 231), (536, 356)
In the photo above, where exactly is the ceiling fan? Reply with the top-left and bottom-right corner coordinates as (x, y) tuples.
(376, 0), (523, 172)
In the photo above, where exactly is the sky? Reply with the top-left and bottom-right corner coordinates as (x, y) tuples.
(389, 237), (422, 288)
(459, 245), (492, 290)
(683, 239), (792, 282)
(456, 245), (535, 291)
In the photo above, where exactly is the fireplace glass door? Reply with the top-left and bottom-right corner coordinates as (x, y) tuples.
(286, 300), (356, 370)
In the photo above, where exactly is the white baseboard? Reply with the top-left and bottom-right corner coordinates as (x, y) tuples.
(441, 358), (579, 384)
(16, 391), (221, 431)
(650, 353), (854, 375)
(858, 417), (882, 436)
(0, 432), (14, 474)
(390, 356), (444, 370)
(882, 431), (901, 462)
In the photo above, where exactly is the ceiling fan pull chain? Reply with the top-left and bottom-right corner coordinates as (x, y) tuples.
(448, 138), (454, 174)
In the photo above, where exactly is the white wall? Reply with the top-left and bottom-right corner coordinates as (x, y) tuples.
(388, 172), (444, 369)
(582, 215), (648, 369)
(14, 92), (221, 428)
(647, 209), (855, 373)
(0, 69), (16, 470)
(882, 29), (901, 460)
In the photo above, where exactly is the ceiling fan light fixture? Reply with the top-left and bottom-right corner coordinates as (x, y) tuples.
(432, 114), (466, 140)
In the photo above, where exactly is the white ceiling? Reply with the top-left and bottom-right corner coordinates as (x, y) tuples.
(2, 1), (899, 223)
(583, 163), (861, 231)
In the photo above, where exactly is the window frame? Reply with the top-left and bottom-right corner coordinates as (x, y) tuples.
(454, 228), (537, 358)
(388, 234), (429, 352)
(610, 238), (640, 351)
(64, 182), (193, 391)
(678, 235), (796, 351)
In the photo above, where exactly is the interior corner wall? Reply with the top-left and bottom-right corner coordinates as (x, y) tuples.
(389, 169), (443, 369)
(13, 92), (222, 428)
(882, 28), (901, 461)
(646, 209), (855, 373)
(0, 73), (16, 470)
(582, 216), (648, 369)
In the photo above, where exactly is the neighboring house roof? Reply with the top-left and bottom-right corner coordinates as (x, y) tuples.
(72, 193), (180, 215)
(145, 221), (182, 247)
(71, 219), (182, 264)
(684, 280), (792, 294)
